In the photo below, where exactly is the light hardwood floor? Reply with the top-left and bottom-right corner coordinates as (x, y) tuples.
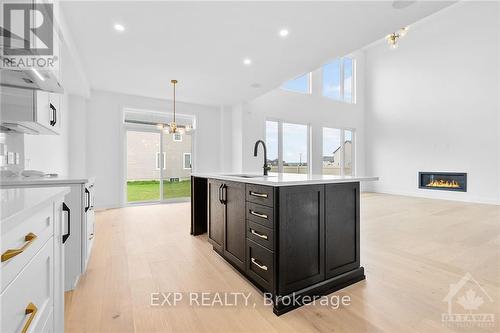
(65, 193), (500, 333)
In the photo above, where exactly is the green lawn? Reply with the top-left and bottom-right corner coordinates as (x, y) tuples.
(127, 180), (191, 202)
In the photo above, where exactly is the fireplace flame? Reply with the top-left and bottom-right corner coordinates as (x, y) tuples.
(426, 179), (461, 188)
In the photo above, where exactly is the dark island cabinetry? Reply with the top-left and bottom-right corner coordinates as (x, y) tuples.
(192, 176), (364, 315)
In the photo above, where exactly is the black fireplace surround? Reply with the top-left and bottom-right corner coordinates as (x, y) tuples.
(418, 172), (467, 192)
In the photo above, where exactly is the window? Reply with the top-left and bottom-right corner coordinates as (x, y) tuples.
(322, 127), (355, 176)
(265, 120), (279, 172)
(322, 128), (341, 175)
(322, 57), (355, 103)
(281, 73), (311, 94)
(344, 130), (353, 175)
(155, 152), (166, 170)
(173, 133), (182, 142)
(265, 120), (310, 174)
(183, 153), (191, 170)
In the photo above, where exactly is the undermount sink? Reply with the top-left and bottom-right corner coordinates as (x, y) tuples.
(223, 174), (275, 178)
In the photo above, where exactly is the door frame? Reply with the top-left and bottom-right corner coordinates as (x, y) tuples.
(122, 119), (195, 206)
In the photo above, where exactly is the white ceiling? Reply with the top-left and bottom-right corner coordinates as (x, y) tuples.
(61, 1), (454, 106)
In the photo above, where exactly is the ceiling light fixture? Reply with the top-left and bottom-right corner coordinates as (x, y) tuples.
(279, 29), (289, 37)
(166, 80), (191, 135)
(386, 26), (409, 49)
(243, 58), (252, 65)
(114, 23), (125, 32)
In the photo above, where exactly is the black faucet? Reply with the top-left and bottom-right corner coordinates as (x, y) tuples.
(254, 140), (272, 176)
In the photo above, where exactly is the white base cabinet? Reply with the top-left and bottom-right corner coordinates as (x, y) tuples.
(1, 187), (69, 333)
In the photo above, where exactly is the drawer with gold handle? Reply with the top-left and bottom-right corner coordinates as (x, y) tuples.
(21, 302), (38, 333)
(1, 233), (37, 262)
(1, 204), (53, 292)
(247, 221), (274, 250)
(246, 184), (274, 207)
(246, 239), (273, 291)
(1, 240), (53, 333)
(246, 202), (273, 228)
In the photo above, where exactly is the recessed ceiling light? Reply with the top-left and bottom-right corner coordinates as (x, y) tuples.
(279, 29), (289, 37)
(243, 58), (252, 65)
(114, 23), (125, 32)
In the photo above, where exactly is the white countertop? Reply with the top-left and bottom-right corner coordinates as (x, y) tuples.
(0, 175), (95, 186)
(1, 187), (70, 223)
(192, 172), (378, 187)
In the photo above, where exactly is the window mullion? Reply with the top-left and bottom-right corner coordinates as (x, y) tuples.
(340, 58), (344, 102)
(278, 120), (284, 173)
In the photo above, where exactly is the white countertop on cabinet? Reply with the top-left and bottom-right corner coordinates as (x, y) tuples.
(191, 172), (378, 187)
(1, 187), (70, 224)
(0, 175), (95, 186)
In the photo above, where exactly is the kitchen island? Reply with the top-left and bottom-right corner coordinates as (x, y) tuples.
(191, 173), (378, 315)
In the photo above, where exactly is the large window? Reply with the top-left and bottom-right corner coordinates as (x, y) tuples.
(322, 57), (355, 103)
(322, 127), (355, 176)
(265, 120), (279, 172)
(281, 73), (311, 94)
(265, 120), (310, 174)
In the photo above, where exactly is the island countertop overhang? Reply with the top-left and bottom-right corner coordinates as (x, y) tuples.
(191, 172), (378, 187)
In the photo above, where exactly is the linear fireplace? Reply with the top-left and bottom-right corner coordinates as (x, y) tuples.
(418, 172), (467, 192)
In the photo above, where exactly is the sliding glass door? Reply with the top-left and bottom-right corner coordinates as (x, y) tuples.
(126, 130), (162, 202)
(126, 128), (192, 204)
(162, 132), (192, 200)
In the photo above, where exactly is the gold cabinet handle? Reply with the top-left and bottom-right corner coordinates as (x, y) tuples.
(250, 229), (268, 240)
(251, 257), (268, 271)
(21, 302), (38, 333)
(250, 191), (268, 198)
(249, 210), (268, 219)
(1, 232), (37, 262)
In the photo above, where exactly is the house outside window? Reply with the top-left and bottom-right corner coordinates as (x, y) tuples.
(173, 133), (182, 142)
(183, 153), (192, 170)
(322, 127), (355, 176)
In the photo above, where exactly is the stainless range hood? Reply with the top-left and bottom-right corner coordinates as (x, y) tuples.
(0, 27), (64, 93)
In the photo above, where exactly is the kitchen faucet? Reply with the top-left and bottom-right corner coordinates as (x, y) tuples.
(254, 140), (272, 176)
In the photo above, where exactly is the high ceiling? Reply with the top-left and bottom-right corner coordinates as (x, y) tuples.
(61, 1), (454, 106)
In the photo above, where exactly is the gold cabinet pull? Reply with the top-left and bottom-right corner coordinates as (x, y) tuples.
(251, 257), (268, 271)
(21, 302), (38, 333)
(250, 191), (268, 198)
(1, 232), (37, 262)
(249, 210), (268, 219)
(250, 229), (268, 240)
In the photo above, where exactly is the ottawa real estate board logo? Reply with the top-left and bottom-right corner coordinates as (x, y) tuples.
(442, 272), (495, 328)
(1, 2), (58, 70)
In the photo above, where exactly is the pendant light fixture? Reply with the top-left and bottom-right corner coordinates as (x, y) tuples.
(164, 80), (192, 134)
(168, 79), (179, 133)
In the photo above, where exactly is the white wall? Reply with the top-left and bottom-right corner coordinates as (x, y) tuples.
(230, 51), (366, 178)
(67, 95), (88, 176)
(86, 90), (221, 208)
(364, 2), (500, 204)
